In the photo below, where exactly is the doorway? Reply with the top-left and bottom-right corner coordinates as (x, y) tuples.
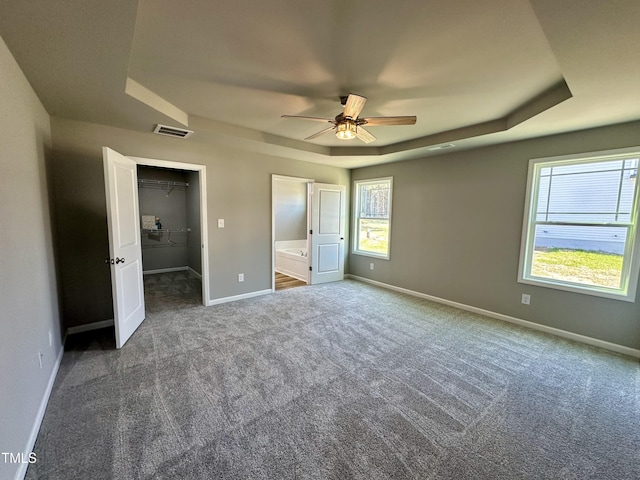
(137, 165), (203, 305)
(104, 147), (210, 348)
(271, 175), (346, 292)
(272, 175), (312, 291)
(132, 156), (209, 306)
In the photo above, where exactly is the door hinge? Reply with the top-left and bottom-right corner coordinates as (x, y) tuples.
(309, 229), (313, 235)
(309, 266), (312, 271)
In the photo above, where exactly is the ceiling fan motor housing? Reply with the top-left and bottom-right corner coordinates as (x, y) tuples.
(282, 93), (416, 143)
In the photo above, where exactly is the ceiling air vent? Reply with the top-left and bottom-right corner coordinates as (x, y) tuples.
(153, 124), (193, 139)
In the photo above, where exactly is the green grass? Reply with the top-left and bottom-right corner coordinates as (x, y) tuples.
(358, 219), (389, 254)
(531, 248), (623, 288)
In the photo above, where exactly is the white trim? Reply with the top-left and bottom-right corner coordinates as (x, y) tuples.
(352, 176), (393, 260)
(125, 78), (189, 126)
(517, 146), (640, 302)
(143, 266), (189, 275)
(207, 289), (272, 306)
(187, 267), (202, 279)
(272, 174), (315, 183)
(129, 156), (210, 306)
(66, 319), (114, 335)
(14, 343), (64, 480)
(275, 267), (308, 283)
(347, 275), (640, 359)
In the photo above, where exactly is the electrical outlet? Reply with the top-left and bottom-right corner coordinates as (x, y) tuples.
(370, 263), (375, 270)
(38, 352), (43, 369)
(521, 293), (531, 305)
(238, 273), (244, 282)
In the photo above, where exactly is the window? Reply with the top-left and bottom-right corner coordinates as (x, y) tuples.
(518, 148), (640, 301)
(353, 177), (393, 259)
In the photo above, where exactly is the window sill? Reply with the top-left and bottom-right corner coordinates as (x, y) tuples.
(518, 276), (635, 302)
(352, 250), (390, 260)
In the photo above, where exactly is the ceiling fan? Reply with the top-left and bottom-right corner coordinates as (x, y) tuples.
(281, 93), (417, 144)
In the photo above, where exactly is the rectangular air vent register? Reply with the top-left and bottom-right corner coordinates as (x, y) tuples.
(153, 124), (194, 139)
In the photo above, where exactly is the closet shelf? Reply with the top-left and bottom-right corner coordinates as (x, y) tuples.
(138, 178), (189, 196)
(141, 228), (190, 248)
(141, 228), (191, 234)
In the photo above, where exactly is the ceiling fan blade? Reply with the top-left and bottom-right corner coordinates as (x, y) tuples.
(343, 94), (367, 119)
(361, 116), (417, 126)
(304, 126), (336, 141)
(281, 115), (334, 123)
(356, 126), (376, 144)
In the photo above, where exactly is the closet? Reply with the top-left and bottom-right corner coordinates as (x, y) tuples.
(137, 166), (202, 276)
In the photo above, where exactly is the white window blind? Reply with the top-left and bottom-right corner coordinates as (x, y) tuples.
(519, 148), (640, 301)
(353, 177), (393, 259)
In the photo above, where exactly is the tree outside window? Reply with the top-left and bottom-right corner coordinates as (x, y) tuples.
(354, 177), (393, 259)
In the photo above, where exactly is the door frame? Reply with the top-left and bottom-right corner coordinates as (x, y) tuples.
(130, 156), (210, 305)
(271, 174), (314, 292)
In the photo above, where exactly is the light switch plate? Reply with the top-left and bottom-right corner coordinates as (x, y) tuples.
(218, 219), (224, 228)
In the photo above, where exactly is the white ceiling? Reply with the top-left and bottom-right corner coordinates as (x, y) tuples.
(1, 0), (639, 168)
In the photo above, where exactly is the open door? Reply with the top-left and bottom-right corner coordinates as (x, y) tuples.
(103, 147), (145, 348)
(310, 183), (346, 284)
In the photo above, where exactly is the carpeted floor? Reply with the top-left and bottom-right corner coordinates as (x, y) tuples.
(26, 273), (640, 479)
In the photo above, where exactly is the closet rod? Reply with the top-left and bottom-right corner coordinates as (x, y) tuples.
(137, 178), (189, 188)
(141, 228), (191, 233)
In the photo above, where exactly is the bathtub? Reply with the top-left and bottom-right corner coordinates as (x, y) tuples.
(275, 247), (309, 282)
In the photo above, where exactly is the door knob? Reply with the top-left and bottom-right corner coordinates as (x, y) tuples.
(115, 257), (125, 264)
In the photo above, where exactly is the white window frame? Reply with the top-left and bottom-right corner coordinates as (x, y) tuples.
(518, 147), (640, 302)
(353, 177), (393, 260)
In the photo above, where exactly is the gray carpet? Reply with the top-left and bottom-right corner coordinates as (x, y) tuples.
(26, 273), (640, 479)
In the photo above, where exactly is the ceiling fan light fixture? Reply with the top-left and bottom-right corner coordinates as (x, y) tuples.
(336, 120), (357, 140)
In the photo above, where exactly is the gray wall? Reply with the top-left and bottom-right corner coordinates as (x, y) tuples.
(0, 36), (63, 479)
(48, 149), (114, 326)
(351, 121), (640, 350)
(138, 166), (189, 272)
(274, 178), (308, 242)
(49, 117), (350, 322)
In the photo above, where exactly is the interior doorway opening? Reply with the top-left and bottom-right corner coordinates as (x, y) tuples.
(131, 156), (210, 307)
(271, 175), (347, 292)
(137, 165), (202, 304)
(272, 175), (312, 291)
(104, 149), (209, 348)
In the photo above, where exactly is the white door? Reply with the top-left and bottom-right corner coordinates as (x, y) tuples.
(310, 183), (346, 284)
(103, 147), (145, 348)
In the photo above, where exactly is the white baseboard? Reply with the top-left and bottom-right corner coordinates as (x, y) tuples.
(187, 267), (202, 279)
(143, 266), (189, 275)
(275, 268), (308, 283)
(143, 266), (202, 278)
(348, 275), (640, 359)
(207, 289), (272, 306)
(66, 319), (114, 335)
(15, 342), (64, 480)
